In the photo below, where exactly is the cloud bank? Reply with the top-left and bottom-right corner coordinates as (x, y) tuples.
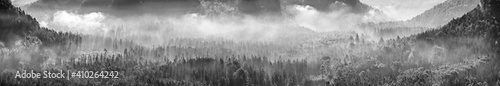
(289, 5), (389, 32)
(39, 3), (392, 46)
(44, 11), (109, 35)
(10, 0), (38, 7)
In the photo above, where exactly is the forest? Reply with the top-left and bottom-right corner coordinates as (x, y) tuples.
(1, 0), (500, 85)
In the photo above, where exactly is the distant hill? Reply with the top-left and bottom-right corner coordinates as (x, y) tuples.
(363, 0), (480, 29)
(416, 0), (500, 46)
(408, 0), (480, 27)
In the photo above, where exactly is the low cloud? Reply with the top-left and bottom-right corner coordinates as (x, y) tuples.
(45, 11), (109, 35)
(288, 5), (362, 32)
(39, 3), (392, 46)
(10, 0), (38, 7)
(288, 5), (391, 32)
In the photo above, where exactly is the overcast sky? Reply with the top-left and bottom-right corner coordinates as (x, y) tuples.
(360, 0), (447, 21)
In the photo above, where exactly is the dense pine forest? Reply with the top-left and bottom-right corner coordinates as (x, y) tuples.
(1, 0), (500, 85)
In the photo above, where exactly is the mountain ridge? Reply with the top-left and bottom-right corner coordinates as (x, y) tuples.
(363, 0), (481, 29)
(23, 0), (374, 17)
(415, 0), (500, 47)
(408, 0), (480, 27)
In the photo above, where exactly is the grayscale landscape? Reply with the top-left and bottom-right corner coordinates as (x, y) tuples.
(1, 0), (500, 85)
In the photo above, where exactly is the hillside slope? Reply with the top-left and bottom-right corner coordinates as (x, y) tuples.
(416, 0), (500, 45)
(408, 0), (480, 27)
(363, 0), (481, 29)
(0, 0), (80, 47)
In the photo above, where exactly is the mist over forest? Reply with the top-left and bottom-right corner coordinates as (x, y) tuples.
(1, 0), (500, 85)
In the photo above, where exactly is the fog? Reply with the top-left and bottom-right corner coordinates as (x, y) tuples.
(3, 1), (499, 85)
(33, 2), (391, 46)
